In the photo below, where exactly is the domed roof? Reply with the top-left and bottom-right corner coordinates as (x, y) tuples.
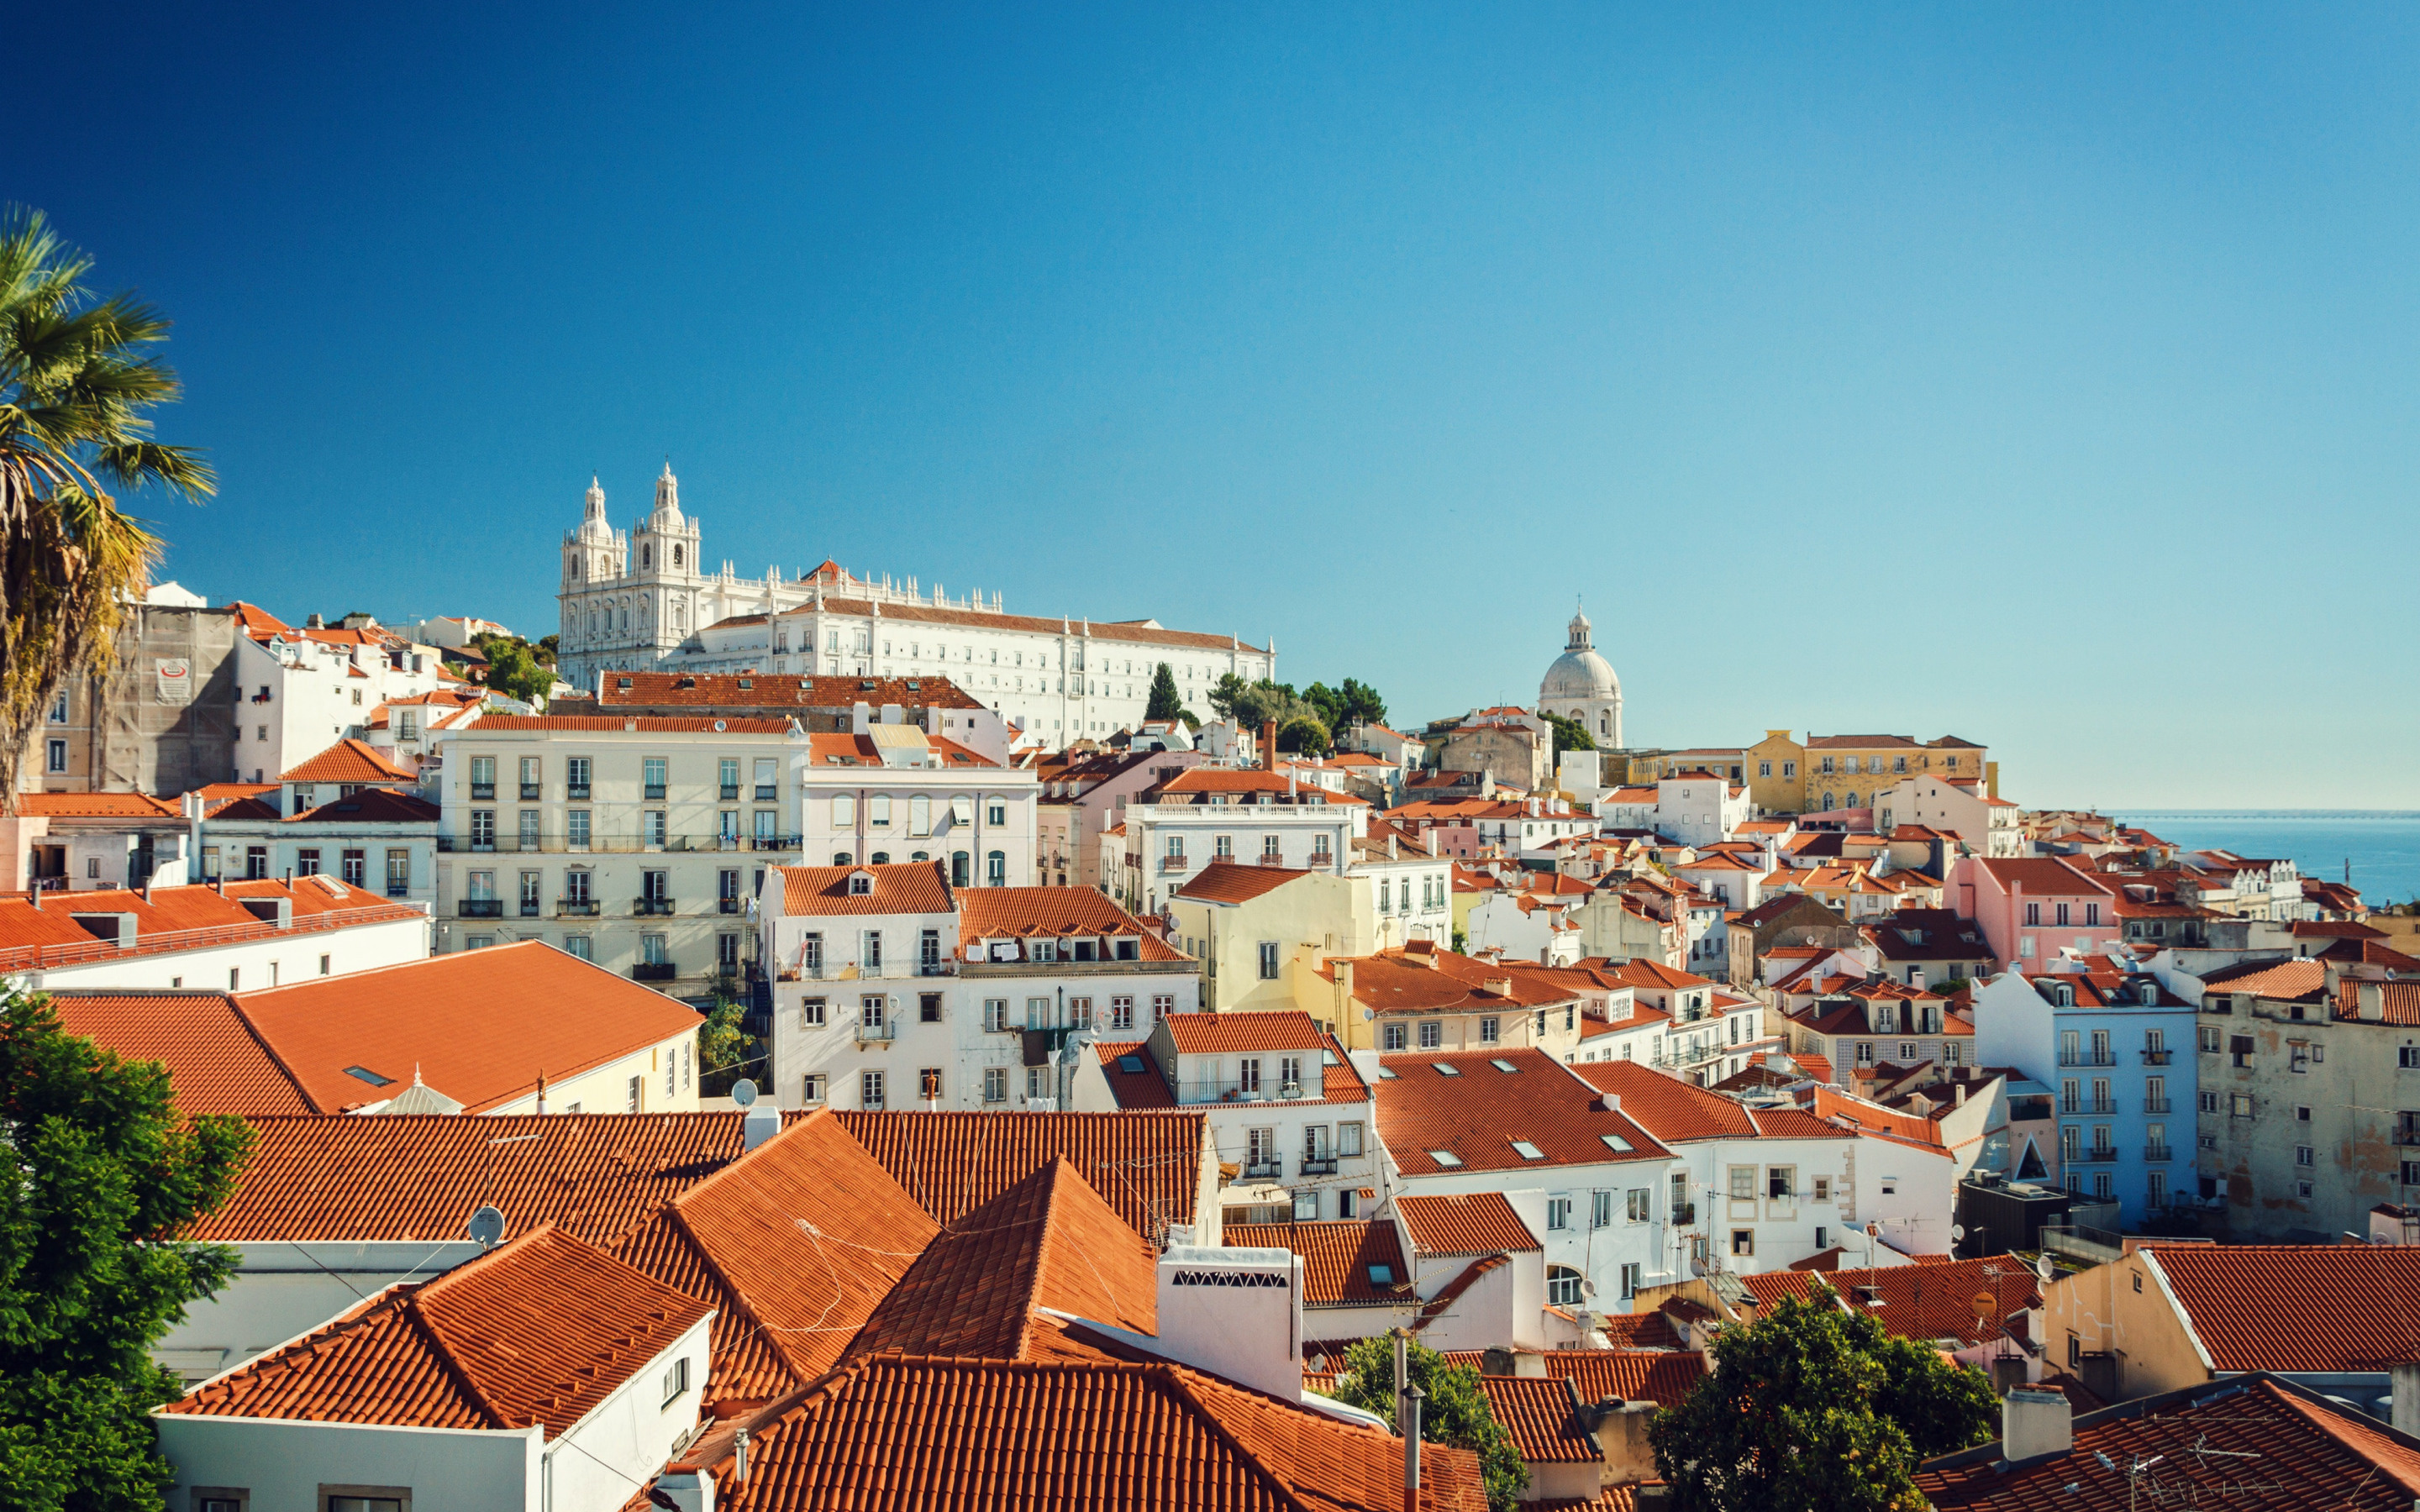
(1539, 605), (1618, 703)
(574, 475), (615, 545)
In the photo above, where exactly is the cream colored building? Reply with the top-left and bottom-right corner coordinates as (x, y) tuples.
(1167, 863), (1372, 1014)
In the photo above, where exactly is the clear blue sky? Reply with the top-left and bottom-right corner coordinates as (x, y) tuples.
(15, 3), (2418, 807)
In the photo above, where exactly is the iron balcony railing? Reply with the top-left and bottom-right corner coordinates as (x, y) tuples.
(632, 963), (677, 981)
(457, 900), (503, 917)
(1242, 1159), (1283, 1181)
(782, 961), (958, 981)
(718, 897), (741, 915)
(556, 898), (600, 916)
(439, 833), (801, 855)
(518, 900), (541, 917)
(2144, 1145), (2173, 1163)
(1159, 855), (1190, 873)
(2144, 1097), (2172, 1113)
(720, 785), (740, 800)
(2141, 1049), (2174, 1065)
(1299, 1157), (1339, 1176)
(471, 783), (495, 800)
(521, 783), (541, 800)
(634, 898), (676, 916)
(855, 1019), (898, 1044)
(2070, 1147), (2119, 1163)
(2058, 1052), (2118, 1067)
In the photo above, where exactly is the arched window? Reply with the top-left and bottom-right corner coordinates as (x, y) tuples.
(643, 544), (652, 569)
(1822, 792), (1836, 811)
(672, 544), (683, 567)
(833, 852), (853, 866)
(871, 852), (890, 864)
(1845, 792), (1860, 809)
(986, 851), (1007, 886)
(951, 851), (971, 886)
(1547, 1265), (1585, 1307)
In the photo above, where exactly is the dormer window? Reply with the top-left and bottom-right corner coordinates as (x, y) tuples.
(848, 872), (873, 896)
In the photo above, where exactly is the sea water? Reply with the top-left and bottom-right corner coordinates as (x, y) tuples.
(2108, 811), (2420, 910)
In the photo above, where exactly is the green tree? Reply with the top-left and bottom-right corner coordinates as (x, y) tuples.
(1336, 676), (1386, 728)
(0, 207), (213, 816)
(1539, 711), (1595, 760)
(1325, 1334), (1527, 1510)
(471, 633), (555, 708)
(697, 995), (760, 1098)
(0, 987), (255, 1509)
(1145, 663), (1184, 722)
(534, 633), (560, 667)
(1276, 714), (1330, 756)
(1647, 1282), (1995, 1512)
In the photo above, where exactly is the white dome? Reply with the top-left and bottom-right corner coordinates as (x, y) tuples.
(574, 475), (615, 544)
(1541, 647), (1619, 702)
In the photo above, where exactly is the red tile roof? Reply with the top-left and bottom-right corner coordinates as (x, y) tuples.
(471, 715), (797, 733)
(160, 1225), (711, 1434)
(1160, 1009), (1325, 1054)
(139, 941), (699, 1115)
(278, 738), (417, 785)
(589, 670), (984, 710)
(2335, 979), (2420, 1026)
(1971, 857), (2114, 897)
(47, 991), (313, 1116)
(1741, 1258), (2040, 1348)
(1593, 1310), (1684, 1349)
(958, 886), (1185, 959)
(1321, 950), (1581, 1014)
(1538, 1347), (1708, 1407)
(11, 791), (180, 818)
(1224, 1219), (1413, 1305)
(1393, 1192), (1541, 1255)
(1806, 1086), (1951, 1151)
(1918, 1375), (2420, 1510)
(0, 880), (425, 978)
(1475, 1376), (1600, 1462)
(1566, 1059), (1757, 1141)
(2144, 1245), (2420, 1373)
(1379, 1049), (1670, 1176)
(831, 1108), (1208, 1242)
(2197, 957), (2328, 1000)
(288, 787), (439, 823)
(683, 1353), (1485, 1512)
(775, 860), (955, 916)
(1173, 860), (1313, 904)
(844, 1158), (1156, 1360)
(1092, 1040), (1177, 1108)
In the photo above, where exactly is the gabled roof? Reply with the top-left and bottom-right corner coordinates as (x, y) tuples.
(2143, 1245), (2420, 1373)
(54, 942), (700, 1116)
(1376, 1049), (1670, 1177)
(2335, 979), (2420, 1026)
(1172, 859), (1313, 904)
(1742, 1257), (2041, 1348)
(776, 859), (955, 916)
(959, 886), (1185, 959)
(670, 1352), (1486, 1512)
(1393, 1192), (1541, 1255)
(1535, 1347), (1708, 1407)
(1970, 857), (2114, 897)
(160, 1225), (709, 1436)
(832, 1108), (1208, 1241)
(10, 791), (180, 819)
(1805, 1086), (1952, 1152)
(1918, 1374), (2420, 1510)
(2197, 957), (2328, 1001)
(589, 670), (984, 710)
(290, 788), (440, 824)
(1320, 949), (1581, 1013)
(1224, 1219), (1412, 1305)
(278, 738), (416, 785)
(844, 1158), (1156, 1360)
(1474, 1377), (1599, 1463)
(1864, 908), (1994, 962)
(1092, 1040), (1177, 1109)
(1160, 1010), (1324, 1055)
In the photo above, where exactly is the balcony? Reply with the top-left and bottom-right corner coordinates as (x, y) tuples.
(756, 785), (777, 801)
(456, 900), (503, 918)
(2144, 1097), (2172, 1113)
(386, 884), (411, 898)
(1299, 1157), (1339, 1176)
(518, 900), (541, 918)
(2144, 1145), (2173, 1163)
(2058, 1053), (2118, 1067)
(2395, 1128), (2420, 1148)
(632, 963), (677, 982)
(2071, 1147), (2119, 1164)
(2141, 1049), (2174, 1065)
(471, 783), (495, 800)
(567, 784), (591, 800)
(1242, 1159), (1283, 1181)
(644, 785), (666, 801)
(520, 783), (541, 800)
(750, 835), (801, 852)
(557, 898), (600, 916)
(634, 898), (676, 916)
(718, 897), (741, 915)
(1255, 853), (1289, 867)
(1159, 855), (1190, 874)
(855, 1019), (898, 1044)
(785, 960), (958, 982)
(720, 785), (740, 801)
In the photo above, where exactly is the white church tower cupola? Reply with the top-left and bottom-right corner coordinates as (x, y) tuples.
(1538, 598), (1623, 749)
(562, 474), (627, 590)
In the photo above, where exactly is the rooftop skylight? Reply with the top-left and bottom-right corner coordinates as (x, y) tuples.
(1601, 1133), (1634, 1152)
(1428, 1150), (1464, 1168)
(1511, 1140), (1546, 1160)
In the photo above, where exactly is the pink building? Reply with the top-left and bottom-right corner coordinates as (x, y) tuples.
(1949, 856), (2119, 969)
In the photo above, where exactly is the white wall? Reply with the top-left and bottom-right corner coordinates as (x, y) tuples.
(546, 1315), (714, 1512)
(18, 911), (430, 994)
(155, 1242), (484, 1380)
(159, 1415), (540, 1511)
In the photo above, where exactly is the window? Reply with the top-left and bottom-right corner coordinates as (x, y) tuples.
(2199, 1024), (2221, 1053)
(297, 848), (322, 877)
(1766, 1167), (1794, 1200)
(1728, 1166), (1756, 1200)
(801, 996), (826, 1026)
(628, 1075), (643, 1113)
(324, 1492), (408, 1512)
(984, 997), (1008, 1032)
(1339, 1121), (1364, 1157)
(567, 809), (591, 848)
(1546, 1197), (1571, 1231)
(661, 1354), (691, 1407)
(861, 1071), (885, 1109)
(1730, 1230), (1754, 1257)
(45, 739), (65, 773)
(521, 756), (541, 799)
(1384, 1023), (1407, 1052)
(1479, 1016), (1499, 1044)
(643, 757), (667, 799)
(1546, 1265), (1584, 1306)
(1619, 1263), (1642, 1300)
(1591, 1190), (1613, 1228)
(1627, 1187), (1651, 1222)
(2231, 1093), (2255, 1119)
(1114, 995), (1138, 1030)
(343, 848), (366, 885)
(566, 756), (591, 797)
(1258, 941), (1279, 979)
(1418, 1021), (1442, 1049)
(2230, 1034), (2255, 1069)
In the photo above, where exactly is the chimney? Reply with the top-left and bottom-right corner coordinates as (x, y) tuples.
(1388, 833), (1398, 860)
(534, 1069), (547, 1116)
(2001, 1387), (2071, 1464)
(2393, 1360), (2420, 1436)
(1261, 718), (1277, 771)
(1598, 1092), (1622, 1115)
(2359, 982), (2386, 1022)
(1153, 1246), (1304, 1399)
(1955, 1082), (1967, 1106)
(852, 701), (873, 734)
(741, 1100), (781, 1152)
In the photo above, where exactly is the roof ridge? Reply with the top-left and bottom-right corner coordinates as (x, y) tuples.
(402, 1269), (514, 1429)
(661, 1196), (806, 1390)
(222, 989), (331, 1114)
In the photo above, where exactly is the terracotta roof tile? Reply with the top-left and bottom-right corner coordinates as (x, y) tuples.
(1224, 1219), (1412, 1305)
(2144, 1245), (2420, 1373)
(831, 1108), (1208, 1242)
(1742, 1258), (2040, 1348)
(278, 738), (417, 785)
(11, 791), (180, 818)
(1565, 1060), (1757, 1141)
(775, 860), (955, 916)
(1160, 1010), (1325, 1055)
(160, 1225), (711, 1434)
(1173, 860), (1313, 904)
(590, 671), (984, 711)
(1919, 1375), (2420, 1510)
(46, 991), (312, 1116)
(1475, 1376), (1599, 1462)
(1379, 1049), (1671, 1176)
(1971, 857), (2115, 897)
(958, 886), (1185, 960)
(1092, 1041), (1177, 1109)
(2334, 979), (2420, 1026)
(471, 715), (797, 734)
(1393, 1192), (1541, 1255)
(287, 788), (439, 823)
(1538, 1347), (1708, 1406)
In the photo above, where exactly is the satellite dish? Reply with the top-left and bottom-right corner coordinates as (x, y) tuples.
(1970, 1290), (1996, 1320)
(731, 1079), (758, 1108)
(714, 719), (729, 732)
(1951, 1224), (1967, 1242)
(466, 1205), (506, 1250)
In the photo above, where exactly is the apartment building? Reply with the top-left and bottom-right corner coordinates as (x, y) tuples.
(1106, 769), (1367, 916)
(1952, 855), (2122, 969)
(1165, 863), (1370, 1014)
(228, 617), (450, 785)
(760, 861), (1198, 1112)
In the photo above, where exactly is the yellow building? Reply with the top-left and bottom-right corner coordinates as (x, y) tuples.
(1745, 731), (1807, 813)
(1164, 860), (1370, 1013)
(1788, 733), (1994, 815)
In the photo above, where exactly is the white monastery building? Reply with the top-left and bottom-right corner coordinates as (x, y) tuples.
(556, 465), (1274, 748)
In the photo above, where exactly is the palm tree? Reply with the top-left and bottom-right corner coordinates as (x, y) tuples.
(0, 207), (212, 813)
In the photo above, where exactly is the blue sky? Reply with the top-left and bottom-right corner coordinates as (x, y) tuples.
(13, 3), (2418, 807)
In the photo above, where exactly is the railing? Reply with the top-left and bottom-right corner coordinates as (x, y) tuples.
(2141, 1049), (2173, 1065)
(456, 900), (503, 917)
(2058, 1052), (2118, 1067)
(720, 785), (739, 801)
(634, 898), (676, 916)
(439, 832), (800, 855)
(567, 785), (591, 800)
(518, 900), (541, 917)
(1255, 853), (1289, 866)
(632, 963), (677, 981)
(471, 783), (494, 800)
(1299, 1157), (1338, 1176)
(521, 783), (541, 800)
(2144, 1097), (2171, 1113)
(2042, 1222), (2123, 1268)
(784, 961), (959, 982)
(2070, 1147), (2118, 1163)
(756, 785), (777, 801)
(386, 884), (410, 898)
(1242, 1159), (1283, 1181)
(2144, 1145), (2173, 1163)
(644, 785), (666, 800)
(1159, 855), (1190, 873)
(855, 1019), (898, 1043)
(1182, 1076), (1318, 1105)
(556, 898), (600, 916)
(718, 898), (741, 915)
